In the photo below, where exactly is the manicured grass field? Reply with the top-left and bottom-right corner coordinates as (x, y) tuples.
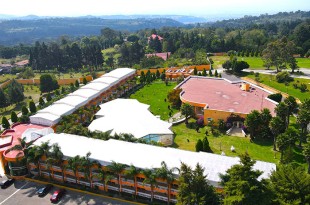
(129, 81), (178, 120)
(210, 56), (310, 69)
(173, 119), (307, 166)
(245, 73), (310, 101)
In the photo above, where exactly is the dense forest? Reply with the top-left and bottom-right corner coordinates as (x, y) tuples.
(0, 11), (309, 72)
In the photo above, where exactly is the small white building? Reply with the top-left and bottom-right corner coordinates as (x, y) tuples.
(88, 99), (174, 145)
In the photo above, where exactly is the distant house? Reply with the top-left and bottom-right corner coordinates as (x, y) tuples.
(145, 52), (171, 61)
(0, 64), (13, 73)
(148, 34), (163, 43)
(14, 60), (29, 67)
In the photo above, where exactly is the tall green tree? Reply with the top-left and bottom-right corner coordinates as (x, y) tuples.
(269, 165), (310, 205)
(21, 105), (29, 116)
(7, 79), (24, 104)
(40, 74), (59, 93)
(125, 165), (140, 198)
(196, 139), (203, 152)
(67, 155), (82, 184)
(177, 163), (219, 205)
(275, 102), (289, 128)
(245, 110), (261, 139)
(180, 103), (194, 124)
(262, 37), (295, 72)
(269, 117), (286, 151)
(297, 99), (310, 147)
(277, 127), (298, 162)
(284, 96), (298, 125)
(303, 142), (310, 174)
(167, 88), (182, 109)
(220, 153), (271, 205)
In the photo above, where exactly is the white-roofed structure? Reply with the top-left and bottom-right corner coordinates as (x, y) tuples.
(33, 133), (276, 187)
(103, 67), (136, 80)
(30, 68), (136, 127)
(54, 95), (88, 108)
(88, 99), (174, 145)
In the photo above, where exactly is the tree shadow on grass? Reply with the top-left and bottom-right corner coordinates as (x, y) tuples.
(252, 138), (273, 147)
(186, 122), (197, 129)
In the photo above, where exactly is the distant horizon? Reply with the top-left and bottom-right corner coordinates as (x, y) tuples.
(0, 0), (309, 17)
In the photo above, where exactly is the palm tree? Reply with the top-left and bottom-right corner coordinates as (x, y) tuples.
(67, 155), (82, 184)
(142, 168), (158, 203)
(107, 161), (127, 195)
(49, 143), (64, 182)
(156, 161), (179, 204)
(125, 165), (140, 198)
(80, 152), (98, 188)
(38, 141), (51, 178)
(92, 169), (113, 192)
(25, 145), (41, 176)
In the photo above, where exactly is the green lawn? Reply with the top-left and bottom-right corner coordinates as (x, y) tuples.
(129, 81), (178, 120)
(211, 56), (310, 69)
(245, 73), (310, 101)
(173, 119), (307, 166)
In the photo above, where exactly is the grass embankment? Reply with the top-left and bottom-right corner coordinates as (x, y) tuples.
(130, 81), (178, 120)
(245, 73), (310, 101)
(211, 56), (310, 69)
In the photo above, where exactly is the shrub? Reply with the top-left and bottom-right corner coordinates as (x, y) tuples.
(75, 80), (79, 88)
(268, 93), (282, 103)
(299, 83), (308, 92)
(202, 137), (212, 152)
(46, 93), (52, 102)
(83, 77), (87, 85)
(276, 71), (293, 83)
(19, 115), (30, 123)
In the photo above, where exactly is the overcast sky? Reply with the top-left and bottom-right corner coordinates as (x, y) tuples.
(0, 0), (309, 17)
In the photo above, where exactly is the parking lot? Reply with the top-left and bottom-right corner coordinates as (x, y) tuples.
(0, 180), (138, 205)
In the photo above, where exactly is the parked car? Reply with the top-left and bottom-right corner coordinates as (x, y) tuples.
(50, 188), (66, 203)
(0, 178), (15, 189)
(37, 184), (53, 197)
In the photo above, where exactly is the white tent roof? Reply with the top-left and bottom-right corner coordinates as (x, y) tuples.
(34, 133), (276, 187)
(92, 76), (119, 85)
(70, 88), (100, 99)
(80, 82), (110, 92)
(30, 113), (61, 126)
(38, 103), (76, 116)
(54, 95), (88, 108)
(103, 68), (136, 80)
(88, 99), (173, 138)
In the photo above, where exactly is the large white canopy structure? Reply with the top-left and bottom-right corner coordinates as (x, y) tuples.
(88, 99), (174, 144)
(30, 68), (135, 127)
(34, 133), (276, 187)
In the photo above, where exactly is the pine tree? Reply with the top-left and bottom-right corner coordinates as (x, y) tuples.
(215, 70), (218, 77)
(0, 88), (8, 108)
(220, 153), (272, 205)
(195, 139), (203, 152)
(202, 137), (212, 152)
(202, 68), (207, 76)
(39, 97), (45, 106)
(29, 101), (36, 113)
(83, 77), (87, 85)
(209, 69), (212, 76)
(21, 106), (29, 116)
(2, 116), (10, 129)
(75, 80), (79, 88)
(11, 111), (18, 123)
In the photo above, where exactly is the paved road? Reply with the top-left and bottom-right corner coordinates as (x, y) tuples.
(0, 180), (136, 205)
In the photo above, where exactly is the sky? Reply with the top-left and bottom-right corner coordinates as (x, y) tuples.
(0, 0), (309, 17)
